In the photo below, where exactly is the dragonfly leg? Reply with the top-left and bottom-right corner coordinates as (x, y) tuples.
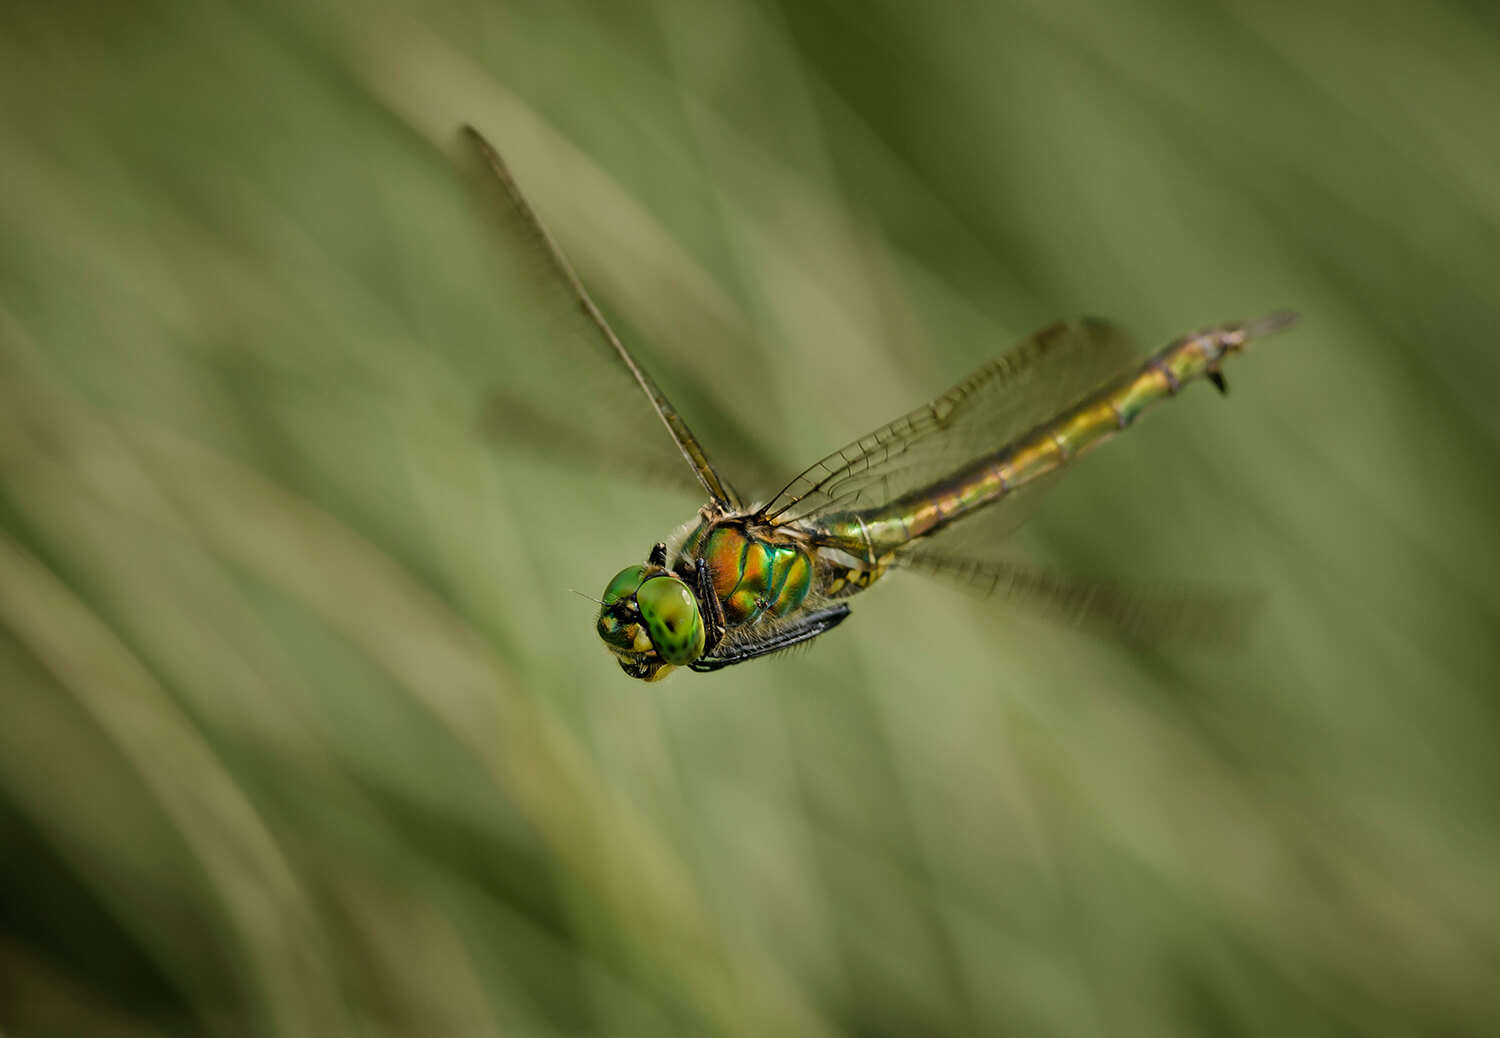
(648, 542), (669, 568)
(685, 556), (729, 656)
(688, 604), (851, 672)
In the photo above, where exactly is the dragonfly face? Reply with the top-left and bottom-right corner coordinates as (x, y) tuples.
(596, 561), (706, 681)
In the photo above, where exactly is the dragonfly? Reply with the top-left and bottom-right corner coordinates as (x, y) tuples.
(461, 126), (1297, 681)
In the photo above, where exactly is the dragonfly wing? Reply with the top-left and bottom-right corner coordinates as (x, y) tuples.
(899, 548), (1266, 647)
(481, 364), (787, 502)
(461, 125), (743, 509)
(480, 388), (701, 494)
(758, 318), (1141, 531)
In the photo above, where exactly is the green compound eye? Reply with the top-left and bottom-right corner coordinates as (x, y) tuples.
(634, 575), (705, 666)
(601, 565), (648, 608)
(597, 565), (650, 657)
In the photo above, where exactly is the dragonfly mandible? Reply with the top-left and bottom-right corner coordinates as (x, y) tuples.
(462, 127), (1297, 681)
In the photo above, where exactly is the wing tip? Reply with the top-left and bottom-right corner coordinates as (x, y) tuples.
(1244, 309), (1300, 339)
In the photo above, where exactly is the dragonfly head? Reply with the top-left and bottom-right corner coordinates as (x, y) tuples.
(596, 561), (706, 681)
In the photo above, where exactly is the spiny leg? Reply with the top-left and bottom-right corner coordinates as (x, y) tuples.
(688, 604), (851, 672)
(688, 556), (728, 656)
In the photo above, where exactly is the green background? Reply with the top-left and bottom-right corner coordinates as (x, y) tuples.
(2, 1), (1497, 1035)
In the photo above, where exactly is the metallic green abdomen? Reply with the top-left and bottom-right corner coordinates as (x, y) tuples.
(682, 522), (814, 627)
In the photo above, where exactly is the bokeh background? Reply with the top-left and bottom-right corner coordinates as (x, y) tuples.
(3, 1), (1498, 1035)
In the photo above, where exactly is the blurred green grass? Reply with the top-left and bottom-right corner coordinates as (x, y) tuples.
(2, 1), (1499, 1035)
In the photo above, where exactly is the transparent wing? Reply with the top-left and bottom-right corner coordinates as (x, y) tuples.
(461, 125), (743, 509)
(899, 549), (1266, 647)
(480, 358), (787, 502)
(759, 318), (1140, 529)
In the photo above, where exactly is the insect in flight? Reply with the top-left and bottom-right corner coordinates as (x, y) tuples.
(462, 126), (1297, 681)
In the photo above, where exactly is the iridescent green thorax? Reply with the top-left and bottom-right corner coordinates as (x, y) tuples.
(679, 520), (815, 627)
